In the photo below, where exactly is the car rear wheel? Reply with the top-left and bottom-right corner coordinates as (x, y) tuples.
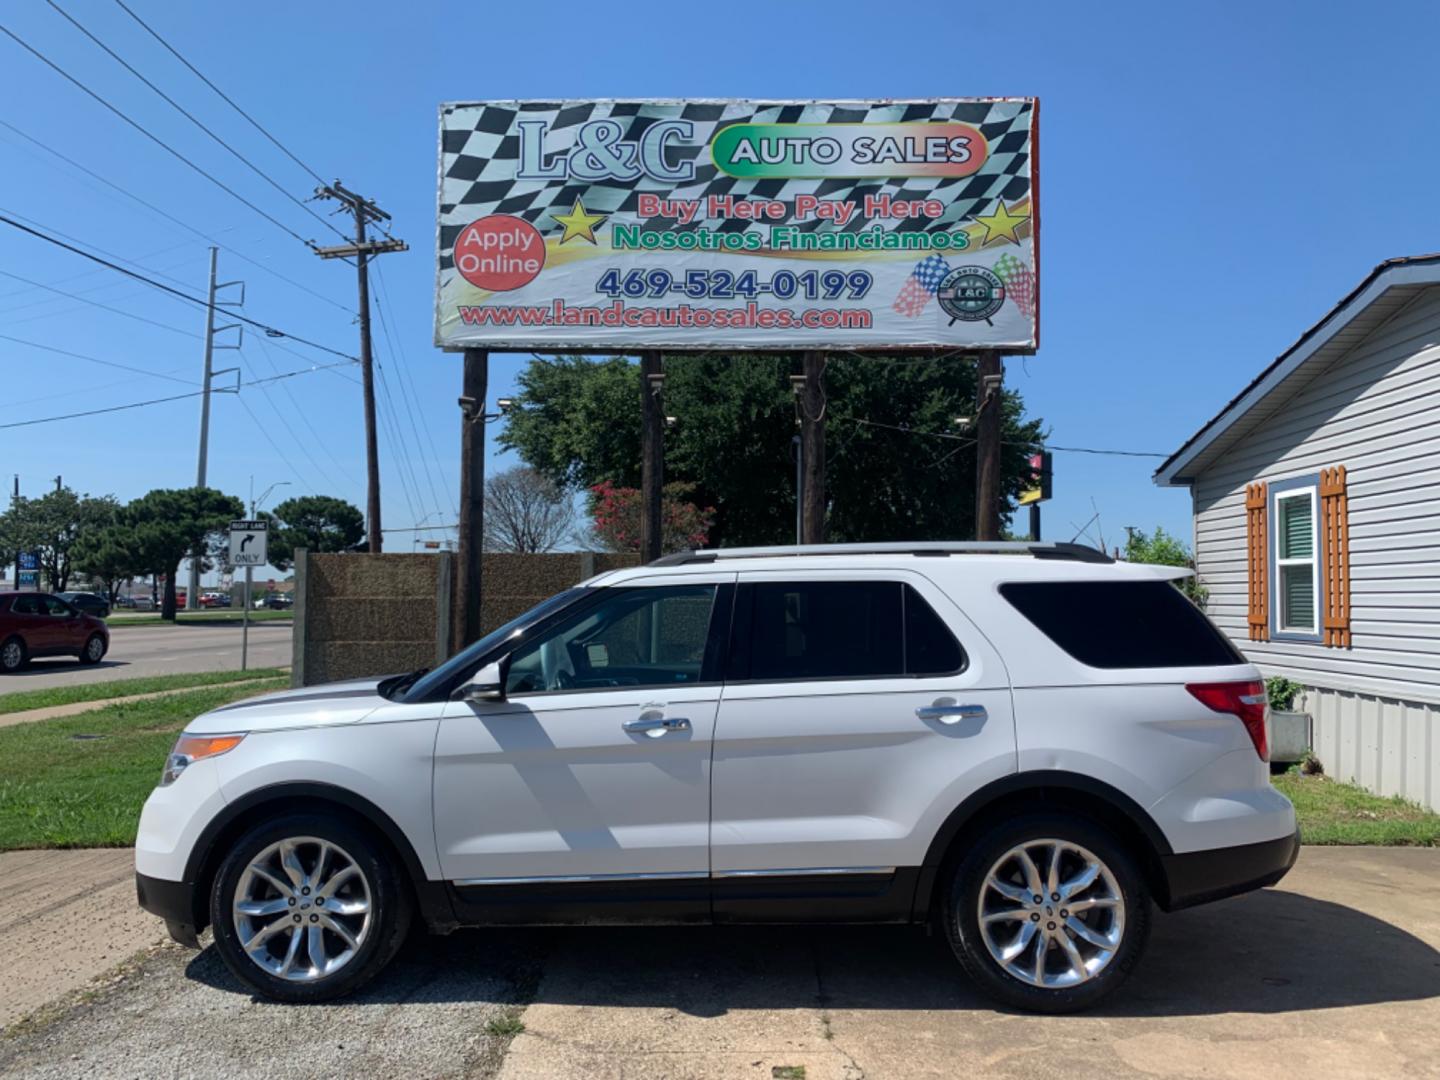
(209, 813), (412, 1002)
(943, 814), (1150, 1013)
(0, 636), (26, 673)
(79, 633), (106, 664)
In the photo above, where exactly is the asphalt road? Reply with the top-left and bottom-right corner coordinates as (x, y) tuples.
(0, 622), (292, 690)
(1, 848), (1436, 1079)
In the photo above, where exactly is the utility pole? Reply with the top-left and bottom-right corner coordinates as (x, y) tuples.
(456, 349), (488, 647)
(974, 352), (1004, 541)
(314, 182), (408, 554)
(791, 434), (803, 544)
(798, 351), (827, 544)
(186, 248), (243, 608)
(639, 352), (665, 562)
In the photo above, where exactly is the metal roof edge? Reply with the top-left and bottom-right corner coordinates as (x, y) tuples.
(1153, 254), (1440, 487)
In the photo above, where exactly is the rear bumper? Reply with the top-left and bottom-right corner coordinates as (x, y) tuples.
(135, 872), (202, 948)
(1157, 827), (1301, 911)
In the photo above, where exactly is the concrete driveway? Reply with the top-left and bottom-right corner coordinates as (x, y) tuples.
(1, 847), (1436, 1080)
(0, 623), (292, 691)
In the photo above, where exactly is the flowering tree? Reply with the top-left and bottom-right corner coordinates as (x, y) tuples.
(588, 480), (714, 554)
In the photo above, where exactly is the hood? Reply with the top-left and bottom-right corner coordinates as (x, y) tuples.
(185, 675), (392, 735)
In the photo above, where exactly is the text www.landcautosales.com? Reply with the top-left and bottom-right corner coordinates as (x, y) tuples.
(457, 299), (872, 330)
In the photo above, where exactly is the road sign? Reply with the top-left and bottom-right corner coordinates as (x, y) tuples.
(17, 552), (38, 571)
(229, 520), (269, 567)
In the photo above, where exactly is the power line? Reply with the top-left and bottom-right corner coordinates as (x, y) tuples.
(113, 0), (327, 187)
(840, 415), (1167, 458)
(0, 267), (200, 340)
(0, 358), (357, 430)
(252, 335), (363, 494)
(235, 348), (336, 493)
(0, 20), (316, 249)
(233, 392), (318, 497)
(44, 0), (347, 243)
(0, 117), (353, 314)
(372, 267), (450, 522)
(0, 212), (356, 361)
(0, 333), (195, 386)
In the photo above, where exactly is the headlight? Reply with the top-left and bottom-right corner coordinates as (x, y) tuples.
(160, 732), (246, 786)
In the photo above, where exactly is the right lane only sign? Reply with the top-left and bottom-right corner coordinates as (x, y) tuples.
(229, 520), (269, 567)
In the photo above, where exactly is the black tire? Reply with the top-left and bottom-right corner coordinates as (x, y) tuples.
(0, 636), (27, 673)
(78, 633), (106, 665)
(209, 812), (413, 1003)
(943, 813), (1151, 1013)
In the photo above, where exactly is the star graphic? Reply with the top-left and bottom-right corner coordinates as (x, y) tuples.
(550, 198), (607, 245)
(973, 200), (1030, 246)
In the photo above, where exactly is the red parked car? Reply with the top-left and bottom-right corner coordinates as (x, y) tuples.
(0, 592), (110, 672)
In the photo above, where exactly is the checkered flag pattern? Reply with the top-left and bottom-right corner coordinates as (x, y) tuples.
(438, 100), (1034, 273)
(992, 253), (1036, 318)
(893, 254), (951, 317)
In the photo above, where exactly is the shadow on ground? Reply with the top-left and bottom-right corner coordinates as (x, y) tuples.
(3, 659), (127, 677)
(186, 887), (1440, 1018)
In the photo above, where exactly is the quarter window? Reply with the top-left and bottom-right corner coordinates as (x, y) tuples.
(1274, 487), (1319, 634)
(504, 585), (717, 695)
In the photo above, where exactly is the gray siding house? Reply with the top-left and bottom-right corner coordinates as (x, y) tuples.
(1155, 256), (1440, 811)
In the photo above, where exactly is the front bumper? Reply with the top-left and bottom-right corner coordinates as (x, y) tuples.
(135, 872), (203, 948)
(1157, 827), (1301, 911)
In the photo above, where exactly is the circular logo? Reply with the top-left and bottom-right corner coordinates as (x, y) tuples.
(936, 266), (1006, 322)
(453, 215), (545, 291)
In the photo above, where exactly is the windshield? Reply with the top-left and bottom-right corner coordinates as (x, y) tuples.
(396, 588), (588, 702)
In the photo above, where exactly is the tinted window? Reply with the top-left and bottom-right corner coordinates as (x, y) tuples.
(506, 585), (717, 695)
(11, 596), (42, 615)
(1000, 581), (1244, 669)
(43, 597), (74, 617)
(737, 581), (964, 681)
(904, 585), (965, 675)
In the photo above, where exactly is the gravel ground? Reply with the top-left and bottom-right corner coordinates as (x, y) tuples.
(0, 931), (543, 1080)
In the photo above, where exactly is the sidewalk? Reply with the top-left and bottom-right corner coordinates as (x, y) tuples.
(0, 677), (283, 730)
(0, 848), (164, 1031)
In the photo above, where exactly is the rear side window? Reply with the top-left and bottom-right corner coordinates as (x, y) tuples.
(733, 581), (965, 681)
(1000, 580), (1243, 669)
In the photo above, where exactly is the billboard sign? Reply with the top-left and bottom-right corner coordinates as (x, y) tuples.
(436, 99), (1037, 352)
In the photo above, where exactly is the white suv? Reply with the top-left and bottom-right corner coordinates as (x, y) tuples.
(135, 542), (1298, 1012)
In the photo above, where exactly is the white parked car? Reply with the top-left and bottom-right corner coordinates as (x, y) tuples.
(135, 542), (1297, 1012)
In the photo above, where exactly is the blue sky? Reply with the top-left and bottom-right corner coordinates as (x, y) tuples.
(2, 0), (1437, 576)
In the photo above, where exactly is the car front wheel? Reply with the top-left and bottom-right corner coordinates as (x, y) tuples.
(79, 633), (106, 664)
(944, 814), (1151, 1013)
(209, 813), (412, 1002)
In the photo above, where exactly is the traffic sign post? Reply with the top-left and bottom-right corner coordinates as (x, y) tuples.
(229, 521), (269, 671)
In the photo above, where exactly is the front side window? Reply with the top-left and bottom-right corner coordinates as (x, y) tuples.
(43, 597), (74, 618)
(1274, 487), (1319, 635)
(505, 585), (718, 695)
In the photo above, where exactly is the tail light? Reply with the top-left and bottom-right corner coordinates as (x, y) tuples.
(1186, 680), (1268, 760)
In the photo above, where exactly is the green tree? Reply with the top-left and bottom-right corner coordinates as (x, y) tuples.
(265, 495), (365, 570)
(1123, 525), (1208, 610)
(1, 487), (118, 592)
(499, 354), (1046, 546)
(71, 502), (141, 604)
(128, 487), (245, 620)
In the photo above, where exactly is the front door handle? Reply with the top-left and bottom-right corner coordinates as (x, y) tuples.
(623, 716), (692, 738)
(916, 704), (987, 725)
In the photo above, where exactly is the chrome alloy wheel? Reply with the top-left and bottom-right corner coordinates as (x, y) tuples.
(1, 640), (22, 669)
(977, 839), (1125, 989)
(233, 836), (372, 982)
(85, 636), (105, 661)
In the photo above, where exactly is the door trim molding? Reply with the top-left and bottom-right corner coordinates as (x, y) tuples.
(454, 866), (896, 886)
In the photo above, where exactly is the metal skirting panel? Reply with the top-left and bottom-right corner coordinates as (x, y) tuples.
(1308, 684), (1439, 811)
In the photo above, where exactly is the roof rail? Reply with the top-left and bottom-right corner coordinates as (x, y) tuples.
(649, 541), (1113, 567)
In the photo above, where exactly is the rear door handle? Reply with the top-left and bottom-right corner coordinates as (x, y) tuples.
(916, 704), (987, 725)
(623, 717), (692, 738)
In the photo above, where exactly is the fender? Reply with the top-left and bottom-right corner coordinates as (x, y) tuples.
(184, 780), (456, 931)
(911, 770), (1173, 922)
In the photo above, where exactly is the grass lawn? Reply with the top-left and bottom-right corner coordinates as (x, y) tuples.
(0, 668), (288, 715)
(0, 679), (287, 851)
(107, 610), (293, 628)
(1274, 772), (1440, 846)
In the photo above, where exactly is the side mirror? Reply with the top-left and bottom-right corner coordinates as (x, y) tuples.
(459, 659), (507, 703)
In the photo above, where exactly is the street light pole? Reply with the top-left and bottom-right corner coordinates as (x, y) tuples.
(242, 480), (290, 672)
